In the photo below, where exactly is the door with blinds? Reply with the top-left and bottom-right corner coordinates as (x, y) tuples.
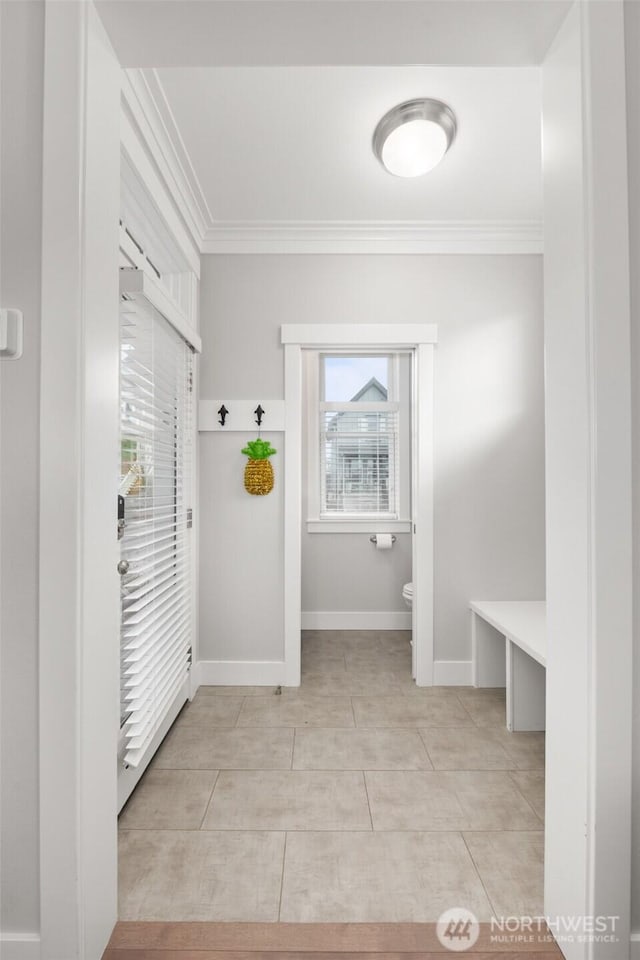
(118, 284), (194, 780)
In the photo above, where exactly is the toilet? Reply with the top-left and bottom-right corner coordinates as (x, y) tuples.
(402, 583), (414, 660)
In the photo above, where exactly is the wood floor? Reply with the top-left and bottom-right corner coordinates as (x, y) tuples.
(103, 921), (562, 959)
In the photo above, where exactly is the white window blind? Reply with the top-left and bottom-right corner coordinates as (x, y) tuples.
(119, 293), (193, 768)
(320, 403), (399, 517)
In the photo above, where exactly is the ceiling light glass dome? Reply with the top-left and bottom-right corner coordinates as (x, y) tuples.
(373, 98), (457, 178)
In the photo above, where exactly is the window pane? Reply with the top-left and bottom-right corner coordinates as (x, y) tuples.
(321, 409), (397, 516)
(323, 355), (389, 402)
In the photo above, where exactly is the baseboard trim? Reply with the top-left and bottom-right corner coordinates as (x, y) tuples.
(192, 656), (468, 688)
(0, 934), (41, 960)
(197, 659), (287, 686)
(301, 611), (411, 630)
(433, 659), (473, 686)
(630, 932), (640, 960)
(194, 655), (470, 688)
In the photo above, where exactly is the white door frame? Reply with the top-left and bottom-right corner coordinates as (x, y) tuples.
(281, 324), (437, 687)
(39, 3), (121, 958)
(542, 3), (633, 957)
(34, 3), (634, 958)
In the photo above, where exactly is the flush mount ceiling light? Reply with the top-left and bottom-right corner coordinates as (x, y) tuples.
(373, 98), (457, 178)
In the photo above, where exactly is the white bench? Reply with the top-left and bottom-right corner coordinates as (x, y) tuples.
(470, 600), (547, 732)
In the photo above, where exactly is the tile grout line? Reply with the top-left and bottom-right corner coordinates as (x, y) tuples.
(507, 770), (545, 825)
(235, 695), (246, 727)
(197, 769), (221, 829)
(453, 692), (480, 727)
(361, 770), (375, 831)
(120, 825), (541, 834)
(277, 831), (288, 921)
(460, 830), (500, 920)
(349, 694), (358, 729)
(416, 727), (436, 770)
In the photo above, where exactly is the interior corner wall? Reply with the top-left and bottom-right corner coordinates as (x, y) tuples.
(198, 254), (546, 666)
(625, 0), (640, 936)
(0, 0), (44, 938)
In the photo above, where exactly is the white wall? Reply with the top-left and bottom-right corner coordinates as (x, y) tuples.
(0, 0), (44, 940)
(199, 254), (545, 665)
(301, 533), (412, 618)
(625, 0), (640, 938)
(199, 430), (285, 661)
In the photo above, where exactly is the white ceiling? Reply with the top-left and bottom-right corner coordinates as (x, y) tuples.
(151, 65), (542, 224)
(98, 1), (570, 68)
(104, 1), (557, 246)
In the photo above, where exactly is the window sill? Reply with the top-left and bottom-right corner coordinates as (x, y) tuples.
(306, 519), (412, 535)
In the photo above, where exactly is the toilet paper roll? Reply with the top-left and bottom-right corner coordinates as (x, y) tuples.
(375, 533), (393, 550)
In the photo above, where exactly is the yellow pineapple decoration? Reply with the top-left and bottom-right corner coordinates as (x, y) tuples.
(241, 438), (277, 495)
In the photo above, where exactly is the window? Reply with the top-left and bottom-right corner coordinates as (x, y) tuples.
(119, 294), (194, 769)
(318, 354), (399, 518)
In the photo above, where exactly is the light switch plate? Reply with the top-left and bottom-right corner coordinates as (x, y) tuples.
(0, 308), (24, 360)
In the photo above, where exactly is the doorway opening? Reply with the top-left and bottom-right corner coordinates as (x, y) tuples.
(282, 324), (436, 688)
(301, 349), (414, 666)
(32, 4), (633, 954)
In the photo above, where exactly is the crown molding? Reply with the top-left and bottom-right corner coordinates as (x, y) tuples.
(121, 69), (212, 250)
(120, 73), (543, 257)
(201, 220), (544, 254)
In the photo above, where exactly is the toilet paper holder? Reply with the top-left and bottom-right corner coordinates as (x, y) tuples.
(369, 534), (396, 545)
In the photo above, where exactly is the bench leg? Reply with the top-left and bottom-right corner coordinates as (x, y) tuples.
(506, 641), (546, 731)
(471, 611), (507, 688)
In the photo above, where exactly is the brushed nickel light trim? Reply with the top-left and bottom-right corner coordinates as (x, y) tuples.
(373, 98), (457, 178)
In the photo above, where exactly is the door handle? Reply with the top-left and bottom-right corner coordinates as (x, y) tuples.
(117, 560), (130, 576)
(118, 495), (125, 541)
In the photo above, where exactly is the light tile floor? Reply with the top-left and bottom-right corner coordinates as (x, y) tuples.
(118, 630), (545, 922)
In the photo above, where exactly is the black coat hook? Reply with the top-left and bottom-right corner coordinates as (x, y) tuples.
(218, 404), (229, 426)
(254, 405), (265, 427)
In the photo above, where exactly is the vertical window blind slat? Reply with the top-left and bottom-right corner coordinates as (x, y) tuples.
(119, 292), (193, 767)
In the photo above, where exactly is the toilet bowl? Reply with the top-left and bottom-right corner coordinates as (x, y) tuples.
(402, 583), (414, 657)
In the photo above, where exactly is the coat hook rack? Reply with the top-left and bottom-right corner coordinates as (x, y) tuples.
(218, 404), (229, 426)
(254, 405), (265, 427)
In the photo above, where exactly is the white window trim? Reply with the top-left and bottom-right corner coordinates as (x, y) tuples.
(282, 322), (438, 346)
(306, 520), (412, 534)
